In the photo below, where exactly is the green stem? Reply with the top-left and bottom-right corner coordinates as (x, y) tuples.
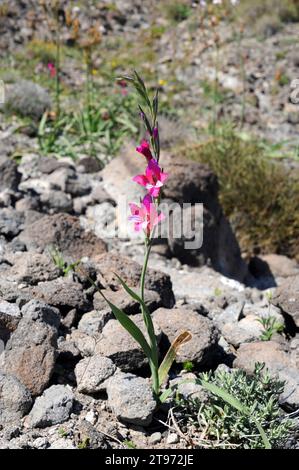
(55, 18), (61, 119)
(140, 238), (151, 301)
(86, 52), (92, 121)
(140, 236), (159, 397)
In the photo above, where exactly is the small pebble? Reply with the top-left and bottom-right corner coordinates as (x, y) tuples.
(149, 432), (162, 445)
(166, 433), (179, 445)
(33, 437), (49, 449)
(85, 410), (97, 425)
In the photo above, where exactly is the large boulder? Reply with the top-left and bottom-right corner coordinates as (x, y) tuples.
(93, 253), (175, 309)
(18, 213), (107, 263)
(75, 355), (116, 394)
(152, 307), (219, 365)
(162, 153), (219, 208)
(0, 299), (21, 343)
(163, 154), (248, 281)
(0, 155), (21, 191)
(106, 372), (156, 426)
(0, 208), (24, 239)
(0, 372), (32, 425)
(2, 300), (60, 396)
(234, 341), (299, 409)
(31, 278), (90, 311)
(100, 146), (144, 202)
(28, 385), (74, 428)
(4, 252), (60, 284)
(255, 254), (299, 280)
(100, 152), (247, 282)
(94, 314), (161, 372)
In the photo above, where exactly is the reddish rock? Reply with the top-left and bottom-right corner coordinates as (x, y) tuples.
(19, 213), (107, 262)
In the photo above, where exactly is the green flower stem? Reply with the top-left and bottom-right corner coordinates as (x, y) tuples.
(55, 16), (61, 118)
(140, 236), (159, 397)
(140, 237), (151, 302)
(85, 50), (92, 121)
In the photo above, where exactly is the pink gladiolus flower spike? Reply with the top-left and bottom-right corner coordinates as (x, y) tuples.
(133, 159), (168, 198)
(47, 62), (56, 78)
(136, 139), (153, 162)
(129, 194), (165, 237)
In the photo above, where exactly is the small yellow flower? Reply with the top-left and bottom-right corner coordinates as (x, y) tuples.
(158, 79), (167, 87)
(92, 69), (97, 75)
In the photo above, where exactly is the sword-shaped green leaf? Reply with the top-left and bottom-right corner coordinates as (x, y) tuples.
(114, 273), (158, 367)
(197, 378), (271, 449)
(98, 288), (153, 362)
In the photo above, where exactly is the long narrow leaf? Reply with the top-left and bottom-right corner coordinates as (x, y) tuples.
(159, 387), (174, 403)
(197, 378), (271, 449)
(254, 419), (271, 449)
(114, 273), (158, 367)
(117, 75), (134, 83)
(98, 288), (153, 362)
(153, 89), (159, 123)
(38, 111), (48, 137)
(197, 379), (246, 413)
(133, 71), (152, 109)
(138, 105), (152, 135)
(134, 70), (147, 93)
(160, 377), (271, 448)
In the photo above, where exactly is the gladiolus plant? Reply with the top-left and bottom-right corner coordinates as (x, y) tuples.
(90, 74), (274, 446)
(95, 72), (190, 398)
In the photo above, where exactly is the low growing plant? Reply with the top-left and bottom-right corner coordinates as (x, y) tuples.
(183, 361), (194, 372)
(123, 440), (137, 449)
(163, 0), (192, 23)
(77, 437), (90, 449)
(37, 89), (139, 162)
(258, 316), (285, 341)
(50, 246), (81, 277)
(174, 364), (293, 449)
(178, 125), (299, 260)
(58, 427), (68, 438)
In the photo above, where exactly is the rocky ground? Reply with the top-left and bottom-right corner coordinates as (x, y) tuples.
(2, 0), (299, 153)
(0, 0), (299, 450)
(0, 147), (299, 449)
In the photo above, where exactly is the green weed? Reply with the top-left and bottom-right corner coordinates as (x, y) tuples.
(178, 126), (299, 260)
(258, 317), (285, 341)
(163, 0), (192, 23)
(174, 364), (293, 448)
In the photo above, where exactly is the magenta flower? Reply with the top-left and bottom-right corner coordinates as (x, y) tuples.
(117, 79), (128, 96)
(129, 194), (165, 236)
(132, 159), (168, 198)
(136, 139), (153, 162)
(47, 62), (56, 78)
